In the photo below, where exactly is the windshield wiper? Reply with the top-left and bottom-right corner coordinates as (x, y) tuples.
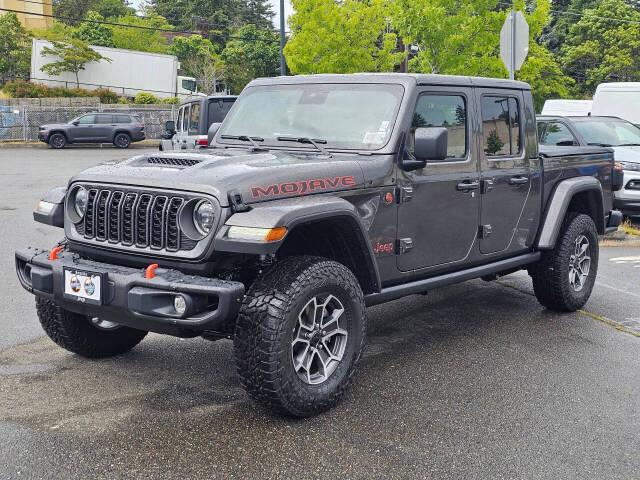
(276, 136), (331, 156)
(617, 143), (640, 147)
(220, 134), (268, 152)
(587, 142), (613, 147)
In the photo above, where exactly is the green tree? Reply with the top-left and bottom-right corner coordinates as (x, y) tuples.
(71, 11), (115, 47)
(560, 0), (640, 95)
(284, 0), (402, 74)
(0, 13), (32, 84)
(53, 0), (132, 22)
(517, 43), (574, 112)
(169, 35), (225, 94)
(97, 0), (134, 18)
(40, 39), (111, 87)
(110, 12), (170, 53)
(485, 129), (505, 155)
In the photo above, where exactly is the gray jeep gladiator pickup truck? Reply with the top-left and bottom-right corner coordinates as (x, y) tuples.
(16, 74), (623, 417)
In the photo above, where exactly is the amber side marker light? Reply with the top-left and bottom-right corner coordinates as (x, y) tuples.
(227, 226), (288, 242)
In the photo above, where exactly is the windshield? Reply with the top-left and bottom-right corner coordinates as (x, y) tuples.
(219, 83), (405, 151)
(573, 118), (640, 146)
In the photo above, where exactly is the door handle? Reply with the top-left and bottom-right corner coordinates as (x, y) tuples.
(457, 181), (480, 191)
(509, 176), (529, 185)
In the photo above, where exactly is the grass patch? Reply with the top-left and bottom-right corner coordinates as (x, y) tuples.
(621, 219), (640, 237)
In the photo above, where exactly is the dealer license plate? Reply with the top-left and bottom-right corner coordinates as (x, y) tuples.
(64, 268), (103, 304)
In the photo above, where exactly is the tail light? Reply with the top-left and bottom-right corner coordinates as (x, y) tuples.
(135, 123), (144, 128)
(612, 162), (624, 191)
(196, 139), (209, 146)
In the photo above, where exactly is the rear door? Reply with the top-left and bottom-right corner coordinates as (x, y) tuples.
(95, 114), (115, 142)
(477, 90), (530, 255)
(396, 87), (480, 272)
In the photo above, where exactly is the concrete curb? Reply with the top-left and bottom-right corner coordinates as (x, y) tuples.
(0, 141), (159, 149)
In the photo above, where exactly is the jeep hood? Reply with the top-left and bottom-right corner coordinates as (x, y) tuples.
(69, 149), (367, 207)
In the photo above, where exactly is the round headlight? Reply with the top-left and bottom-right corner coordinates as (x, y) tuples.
(193, 199), (215, 236)
(74, 187), (88, 218)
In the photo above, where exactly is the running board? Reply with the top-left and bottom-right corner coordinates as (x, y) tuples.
(364, 252), (541, 307)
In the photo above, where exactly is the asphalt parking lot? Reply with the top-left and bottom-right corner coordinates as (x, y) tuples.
(1, 146), (639, 479)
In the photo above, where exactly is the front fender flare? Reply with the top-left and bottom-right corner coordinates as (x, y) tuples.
(214, 195), (381, 292)
(536, 176), (604, 249)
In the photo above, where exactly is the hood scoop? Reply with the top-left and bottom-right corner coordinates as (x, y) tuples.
(145, 156), (202, 167)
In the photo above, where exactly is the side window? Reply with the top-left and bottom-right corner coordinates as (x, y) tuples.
(77, 114), (96, 125)
(481, 95), (521, 157)
(208, 99), (235, 124)
(181, 106), (190, 132)
(116, 115), (131, 124)
(540, 122), (576, 146)
(410, 94), (467, 159)
(537, 121), (546, 140)
(176, 107), (183, 131)
(96, 115), (113, 124)
(189, 103), (200, 133)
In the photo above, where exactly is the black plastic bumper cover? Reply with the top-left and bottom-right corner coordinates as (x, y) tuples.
(15, 247), (245, 336)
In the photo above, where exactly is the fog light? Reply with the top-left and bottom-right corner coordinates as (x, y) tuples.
(174, 295), (187, 315)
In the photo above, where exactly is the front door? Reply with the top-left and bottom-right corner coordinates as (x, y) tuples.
(397, 88), (480, 272)
(72, 114), (97, 141)
(172, 105), (190, 149)
(477, 90), (531, 254)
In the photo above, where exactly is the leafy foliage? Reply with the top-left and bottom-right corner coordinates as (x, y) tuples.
(134, 91), (160, 104)
(560, 0), (640, 95)
(221, 24), (280, 93)
(3, 79), (106, 98)
(284, 0), (402, 74)
(110, 11), (170, 53)
(160, 96), (180, 104)
(0, 13), (32, 84)
(71, 11), (115, 47)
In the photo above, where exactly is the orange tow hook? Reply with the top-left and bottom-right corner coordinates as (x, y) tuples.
(49, 246), (64, 260)
(145, 263), (159, 279)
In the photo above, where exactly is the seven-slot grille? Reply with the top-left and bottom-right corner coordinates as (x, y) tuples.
(80, 188), (190, 252)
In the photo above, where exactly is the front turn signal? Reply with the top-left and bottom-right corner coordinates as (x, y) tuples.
(227, 226), (287, 242)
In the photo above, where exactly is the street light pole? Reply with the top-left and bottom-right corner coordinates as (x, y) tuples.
(279, 0), (286, 76)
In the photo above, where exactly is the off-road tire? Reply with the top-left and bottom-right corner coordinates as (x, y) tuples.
(530, 213), (599, 312)
(113, 132), (131, 149)
(49, 133), (66, 149)
(36, 298), (147, 358)
(234, 256), (366, 417)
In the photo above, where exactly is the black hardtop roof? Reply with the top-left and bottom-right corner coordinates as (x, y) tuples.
(249, 73), (530, 90)
(180, 95), (237, 107)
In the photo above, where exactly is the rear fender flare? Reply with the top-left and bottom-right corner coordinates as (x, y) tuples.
(536, 176), (604, 249)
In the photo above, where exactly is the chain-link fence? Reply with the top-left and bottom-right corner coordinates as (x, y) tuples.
(0, 102), (176, 142)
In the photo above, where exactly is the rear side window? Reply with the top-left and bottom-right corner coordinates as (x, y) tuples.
(181, 106), (190, 132)
(116, 115), (131, 124)
(208, 99), (235, 124)
(540, 122), (577, 146)
(176, 107), (183, 131)
(481, 96), (521, 157)
(410, 94), (467, 159)
(189, 103), (200, 133)
(95, 115), (113, 124)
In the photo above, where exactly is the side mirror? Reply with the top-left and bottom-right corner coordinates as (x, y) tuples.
(72, 121), (79, 126)
(207, 122), (222, 145)
(414, 127), (448, 161)
(556, 138), (577, 146)
(165, 120), (175, 133)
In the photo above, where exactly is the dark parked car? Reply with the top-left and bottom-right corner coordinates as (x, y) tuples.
(538, 115), (640, 216)
(38, 113), (146, 149)
(160, 96), (236, 150)
(18, 74), (622, 417)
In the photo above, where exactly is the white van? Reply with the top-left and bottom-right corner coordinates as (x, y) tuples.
(541, 99), (592, 116)
(592, 83), (640, 126)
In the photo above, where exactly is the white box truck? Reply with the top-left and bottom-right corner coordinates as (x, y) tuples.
(592, 82), (640, 126)
(30, 38), (201, 100)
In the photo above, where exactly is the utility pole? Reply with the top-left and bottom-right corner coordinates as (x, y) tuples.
(279, 0), (286, 76)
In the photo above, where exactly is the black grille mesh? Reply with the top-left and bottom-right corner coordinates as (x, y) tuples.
(81, 188), (195, 252)
(146, 157), (201, 167)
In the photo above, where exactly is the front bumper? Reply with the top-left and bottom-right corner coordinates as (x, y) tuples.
(15, 247), (245, 336)
(614, 170), (640, 215)
(38, 132), (48, 142)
